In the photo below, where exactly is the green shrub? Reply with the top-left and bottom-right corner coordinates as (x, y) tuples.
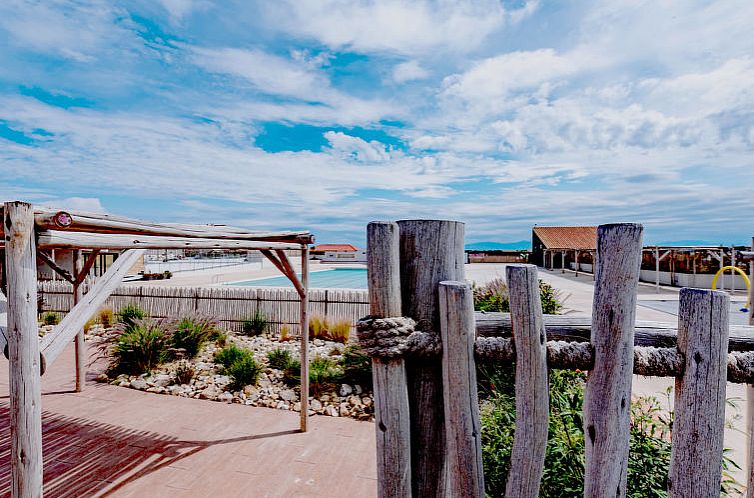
(226, 353), (262, 389)
(214, 344), (246, 369)
(282, 358), (301, 387)
(41, 311), (60, 326)
(267, 348), (294, 370)
(117, 304), (147, 329)
(341, 344), (372, 388)
(309, 356), (342, 396)
(241, 310), (268, 336)
(479, 365), (741, 497)
(170, 315), (217, 359)
(213, 330), (228, 347)
(109, 319), (170, 375)
(174, 360), (195, 385)
(309, 316), (329, 339)
(472, 278), (564, 314)
(328, 319), (351, 343)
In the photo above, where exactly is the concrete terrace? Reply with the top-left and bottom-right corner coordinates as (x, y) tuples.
(0, 343), (377, 497)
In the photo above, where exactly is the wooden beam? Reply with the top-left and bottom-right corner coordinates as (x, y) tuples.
(259, 249), (287, 275)
(366, 221), (412, 498)
(37, 230), (302, 251)
(32, 207), (313, 244)
(75, 250), (99, 285)
(36, 250), (74, 283)
(276, 250), (305, 298)
(40, 249), (145, 369)
(4, 201), (43, 497)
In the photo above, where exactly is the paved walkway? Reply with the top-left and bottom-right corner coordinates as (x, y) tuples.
(0, 344), (377, 497)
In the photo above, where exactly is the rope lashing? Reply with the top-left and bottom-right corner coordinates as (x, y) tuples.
(356, 316), (441, 359)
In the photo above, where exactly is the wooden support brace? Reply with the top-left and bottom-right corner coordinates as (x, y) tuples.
(75, 250), (99, 285)
(40, 249), (145, 369)
(36, 250), (74, 283)
(275, 250), (305, 298)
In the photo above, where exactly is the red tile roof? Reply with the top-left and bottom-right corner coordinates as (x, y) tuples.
(312, 244), (360, 252)
(533, 226), (597, 250)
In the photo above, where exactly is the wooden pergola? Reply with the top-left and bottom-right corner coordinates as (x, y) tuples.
(0, 201), (314, 497)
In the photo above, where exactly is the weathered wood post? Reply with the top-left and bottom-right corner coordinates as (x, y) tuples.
(397, 219), (465, 497)
(438, 281), (484, 498)
(300, 244), (309, 432)
(367, 222), (412, 498)
(668, 288), (729, 497)
(749, 237), (754, 498)
(583, 223), (643, 498)
(505, 264), (548, 498)
(73, 249), (85, 392)
(4, 201), (43, 498)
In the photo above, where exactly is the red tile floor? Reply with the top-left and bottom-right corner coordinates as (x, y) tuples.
(0, 344), (377, 497)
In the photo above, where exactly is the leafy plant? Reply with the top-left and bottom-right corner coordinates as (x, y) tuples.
(107, 319), (171, 375)
(98, 307), (114, 328)
(226, 352), (262, 389)
(41, 311), (60, 326)
(214, 344), (246, 369)
(478, 365), (741, 497)
(282, 358), (301, 387)
(340, 344), (372, 388)
(309, 316), (329, 340)
(328, 319), (351, 343)
(241, 310), (268, 336)
(267, 348), (294, 370)
(213, 330), (228, 347)
(539, 280), (564, 315)
(170, 315), (217, 359)
(472, 278), (564, 315)
(174, 360), (195, 385)
(117, 304), (147, 329)
(309, 356), (343, 396)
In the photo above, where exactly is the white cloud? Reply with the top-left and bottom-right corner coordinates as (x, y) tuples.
(392, 61), (429, 83)
(42, 197), (107, 213)
(324, 131), (391, 162)
(263, 0), (539, 56)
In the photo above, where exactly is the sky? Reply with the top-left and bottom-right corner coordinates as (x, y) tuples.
(1, 0), (753, 247)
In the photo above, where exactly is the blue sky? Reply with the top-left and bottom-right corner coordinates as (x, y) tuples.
(1, 0), (753, 246)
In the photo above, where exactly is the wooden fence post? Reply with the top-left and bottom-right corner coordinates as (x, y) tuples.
(367, 222), (412, 498)
(668, 288), (729, 497)
(4, 201), (43, 498)
(505, 264), (548, 498)
(583, 223), (643, 498)
(73, 249), (85, 392)
(439, 281), (484, 498)
(397, 219), (465, 498)
(747, 237), (754, 498)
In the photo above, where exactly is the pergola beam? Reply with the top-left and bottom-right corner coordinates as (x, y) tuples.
(36, 250), (75, 284)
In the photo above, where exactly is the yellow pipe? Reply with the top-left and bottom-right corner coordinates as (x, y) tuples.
(711, 265), (751, 310)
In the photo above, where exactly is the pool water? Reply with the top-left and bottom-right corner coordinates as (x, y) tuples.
(230, 268), (367, 289)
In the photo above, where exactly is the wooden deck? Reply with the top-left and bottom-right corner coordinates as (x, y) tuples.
(0, 344), (377, 497)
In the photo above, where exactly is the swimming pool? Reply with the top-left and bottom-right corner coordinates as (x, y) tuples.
(230, 268), (367, 289)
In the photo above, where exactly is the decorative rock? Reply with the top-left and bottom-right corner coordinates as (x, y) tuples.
(339, 384), (353, 397)
(310, 399), (323, 411)
(325, 406), (339, 417)
(354, 385), (363, 395)
(96, 373), (109, 383)
(280, 389), (295, 401)
(153, 374), (172, 387)
(218, 392), (233, 403)
(130, 379), (147, 390)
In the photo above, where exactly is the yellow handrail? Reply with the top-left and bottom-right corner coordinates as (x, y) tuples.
(711, 265), (751, 310)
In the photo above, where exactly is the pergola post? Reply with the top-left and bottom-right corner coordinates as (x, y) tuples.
(4, 201), (43, 498)
(747, 238), (754, 498)
(299, 245), (310, 432)
(73, 249), (85, 392)
(575, 250), (580, 277)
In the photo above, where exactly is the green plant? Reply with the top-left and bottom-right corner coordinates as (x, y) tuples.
(309, 315), (330, 340)
(478, 365), (741, 497)
(214, 344), (246, 369)
(241, 310), (268, 336)
(170, 315), (217, 359)
(328, 319), (351, 343)
(267, 348), (294, 370)
(84, 317), (98, 333)
(309, 356), (342, 396)
(472, 278), (564, 315)
(213, 330), (228, 347)
(282, 358), (301, 387)
(226, 353), (263, 389)
(41, 311), (60, 326)
(98, 307), (114, 328)
(108, 319), (171, 375)
(539, 280), (564, 315)
(279, 325), (292, 342)
(340, 344), (372, 388)
(174, 360), (195, 385)
(117, 304), (147, 329)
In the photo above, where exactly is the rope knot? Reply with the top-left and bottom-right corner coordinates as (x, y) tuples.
(356, 316), (442, 359)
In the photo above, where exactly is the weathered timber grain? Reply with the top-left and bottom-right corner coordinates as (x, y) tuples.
(398, 219), (465, 498)
(668, 289), (729, 498)
(40, 249), (145, 368)
(5, 201), (43, 498)
(504, 265), (548, 498)
(747, 237), (754, 498)
(299, 245), (309, 432)
(73, 249), (85, 392)
(583, 223), (643, 498)
(439, 281), (484, 498)
(367, 221), (412, 498)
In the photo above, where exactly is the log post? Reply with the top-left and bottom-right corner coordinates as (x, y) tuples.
(439, 281), (484, 498)
(300, 245), (309, 432)
(749, 236), (754, 498)
(505, 264), (548, 498)
(583, 223), (643, 498)
(73, 249), (85, 392)
(397, 219), (465, 498)
(4, 201), (43, 498)
(367, 222), (412, 498)
(668, 288), (729, 497)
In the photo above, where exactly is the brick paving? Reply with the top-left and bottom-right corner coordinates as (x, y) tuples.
(0, 344), (377, 497)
